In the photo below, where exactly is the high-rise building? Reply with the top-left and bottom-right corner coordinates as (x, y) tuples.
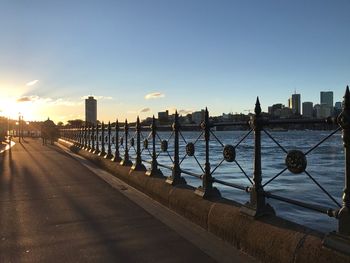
(320, 91), (333, 107)
(289, 93), (301, 115)
(302, 102), (313, 118)
(192, 109), (205, 124)
(335, 101), (342, 110)
(85, 96), (97, 124)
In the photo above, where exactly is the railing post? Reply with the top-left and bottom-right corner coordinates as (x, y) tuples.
(77, 126), (80, 145)
(93, 123), (100, 154)
(131, 117), (146, 171)
(240, 97), (275, 217)
(146, 116), (163, 177)
(83, 124), (88, 149)
(98, 122), (106, 156)
(87, 124), (91, 151)
(112, 119), (122, 162)
(166, 111), (186, 185)
(324, 86), (350, 253)
(195, 108), (220, 198)
(90, 124), (95, 152)
(105, 121), (113, 159)
(120, 119), (132, 166)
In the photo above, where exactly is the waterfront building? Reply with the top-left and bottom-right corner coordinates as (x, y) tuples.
(320, 104), (333, 118)
(289, 93), (301, 115)
(335, 101), (342, 110)
(320, 91), (334, 107)
(158, 110), (169, 123)
(302, 102), (313, 118)
(85, 96), (97, 124)
(192, 110), (205, 124)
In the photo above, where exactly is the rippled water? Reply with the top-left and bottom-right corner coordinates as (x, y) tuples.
(108, 130), (344, 233)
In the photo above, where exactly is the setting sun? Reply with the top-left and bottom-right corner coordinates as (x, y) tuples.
(0, 97), (36, 121)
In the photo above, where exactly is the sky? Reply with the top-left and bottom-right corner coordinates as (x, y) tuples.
(0, 0), (349, 123)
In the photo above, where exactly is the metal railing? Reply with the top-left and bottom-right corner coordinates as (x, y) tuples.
(59, 86), (350, 241)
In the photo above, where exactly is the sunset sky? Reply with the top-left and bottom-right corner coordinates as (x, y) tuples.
(0, 0), (349, 123)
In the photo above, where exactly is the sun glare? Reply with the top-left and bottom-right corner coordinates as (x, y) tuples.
(0, 98), (36, 121)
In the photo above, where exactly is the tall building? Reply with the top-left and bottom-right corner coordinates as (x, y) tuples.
(302, 102), (313, 118)
(85, 96), (97, 124)
(158, 110), (169, 123)
(320, 91), (334, 107)
(335, 101), (342, 110)
(289, 93), (301, 115)
(192, 109), (205, 124)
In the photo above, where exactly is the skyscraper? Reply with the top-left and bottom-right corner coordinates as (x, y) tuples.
(85, 96), (97, 124)
(289, 93), (301, 115)
(320, 91), (333, 107)
(320, 91), (334, 117)
(302, 102), (313, 118)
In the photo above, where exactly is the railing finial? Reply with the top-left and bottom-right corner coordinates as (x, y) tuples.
(255, 97), (261, 116)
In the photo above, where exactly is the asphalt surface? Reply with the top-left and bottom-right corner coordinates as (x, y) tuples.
(0, 138), (218, 262)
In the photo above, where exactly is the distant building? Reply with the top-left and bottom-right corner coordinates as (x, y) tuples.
(192, 110), (205, 124)
(302, 102), (313, 118)
(158, 110), (169, 123)
(85, 96), (97, 124)
(319, 104), (333, 118)
(320, 91), (334, 107)
(314, 104), (321, 118)
(289, 93), (301, 115)
(335, 101), (342, 110)
(279, 107), (293, 118)
(334, 101), (342, 116)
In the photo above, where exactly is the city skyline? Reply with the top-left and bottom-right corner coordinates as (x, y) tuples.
(0, 1), (349, 122)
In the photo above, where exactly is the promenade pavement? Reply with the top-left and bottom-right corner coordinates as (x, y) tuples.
(0, 138), (254, 262)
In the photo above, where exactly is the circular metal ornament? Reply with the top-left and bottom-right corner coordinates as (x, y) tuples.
(130, 138), (135, 147)
(285, 150), (307, 174)
(161, 140), (168, 152)
(186, 142), (195, 156)
(120, 137), (124, 145)
(105, 136), (108, 143)
(99, 135), (102, 141)
(143, 139), (149, 149)
(223, 145), (236, 162)
(112, 137), (115, 144)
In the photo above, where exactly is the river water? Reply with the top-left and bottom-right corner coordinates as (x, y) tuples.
(111, 130), (344, 233)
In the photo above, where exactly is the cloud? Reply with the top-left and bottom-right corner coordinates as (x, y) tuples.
(17, 95), (39, 102)
(16, 94), (82, 107)
(26, 80), (39, 86)
(140, 107), (150, 113)
(178, 109), (193, 116)
(166, 107), (193, 115)
(145, 92), (165, 100)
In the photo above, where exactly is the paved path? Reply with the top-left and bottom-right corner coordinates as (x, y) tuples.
(0, 138), (254, 262)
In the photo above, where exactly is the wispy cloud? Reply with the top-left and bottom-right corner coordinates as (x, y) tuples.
(166, 107), (193, 116)
(17, 95), (82, 107)
(17, 95), (39, 103)
(26, 80), (39, 86)
(140, 107), (150, 113)
(178, 109), (193, 116)
(128, 107), (151, 114)
(145, 92), (165, 100)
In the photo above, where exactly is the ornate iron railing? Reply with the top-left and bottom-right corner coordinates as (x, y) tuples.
(59, 86), (350, 245)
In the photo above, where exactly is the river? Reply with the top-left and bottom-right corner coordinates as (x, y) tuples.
(112, 130), (344, 233)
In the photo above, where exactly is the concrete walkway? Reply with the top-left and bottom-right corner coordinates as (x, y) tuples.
(0, 138), (254, 262)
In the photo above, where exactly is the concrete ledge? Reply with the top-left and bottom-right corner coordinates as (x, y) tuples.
(57, 139), (350, 263)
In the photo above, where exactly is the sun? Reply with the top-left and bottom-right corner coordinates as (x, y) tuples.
(0, 98), (36, 121)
